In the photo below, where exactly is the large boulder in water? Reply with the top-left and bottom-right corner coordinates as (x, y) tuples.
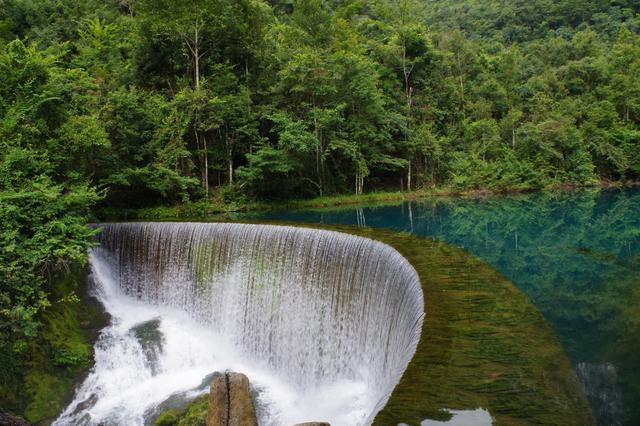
(206, 372), (257, 426)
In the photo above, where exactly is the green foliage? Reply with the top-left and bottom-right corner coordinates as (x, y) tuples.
(154, 395), (208, 426)
(176, 395), (208, 426)
(3, 0), (636, 206)
(20, 275), (103, 425)
(154, 409), (180, 426)
(0, 21), (104, 420)
(1, 144), (98, 344)
(0, 50), (100, 350)
(422, 0), (640, 42)
(23, 371), (69, 423)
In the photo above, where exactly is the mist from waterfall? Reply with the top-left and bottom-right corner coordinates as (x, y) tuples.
(55, 223), (423, 426)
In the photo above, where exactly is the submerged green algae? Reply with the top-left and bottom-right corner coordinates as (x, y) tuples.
(346, 227), (594, 426)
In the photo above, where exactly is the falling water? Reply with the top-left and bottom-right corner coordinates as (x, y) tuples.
(56, 223), (424, 426)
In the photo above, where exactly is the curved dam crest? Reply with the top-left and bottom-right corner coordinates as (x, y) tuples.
(57, 222), (424, 425)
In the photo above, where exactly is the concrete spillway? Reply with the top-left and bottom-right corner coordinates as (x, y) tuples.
(55, 223), (424, 425)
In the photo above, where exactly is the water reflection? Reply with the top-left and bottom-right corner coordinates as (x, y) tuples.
(255, 188), (640, 426)
(407, 408), (492, 426)
(576, 363), (623, 426)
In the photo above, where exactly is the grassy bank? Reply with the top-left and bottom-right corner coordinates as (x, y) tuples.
(98, 189), (443, 221)
(0, 264), (108, 425)
(97, 181), (640, 222)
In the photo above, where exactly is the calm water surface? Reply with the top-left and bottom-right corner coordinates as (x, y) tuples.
(254, 188), (640, 426)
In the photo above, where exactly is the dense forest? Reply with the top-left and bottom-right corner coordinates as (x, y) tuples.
(1, 0), (639, 420)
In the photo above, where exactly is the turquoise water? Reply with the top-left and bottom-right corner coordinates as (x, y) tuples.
(253, 188), (640, 426)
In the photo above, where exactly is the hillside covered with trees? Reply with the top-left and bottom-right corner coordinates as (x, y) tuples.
(1, 0), (640, 420)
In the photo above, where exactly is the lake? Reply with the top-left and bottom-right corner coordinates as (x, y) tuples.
(253, 188), (640, 426)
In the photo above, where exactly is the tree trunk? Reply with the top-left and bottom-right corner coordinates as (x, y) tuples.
(194, 22), (200, 90)
(186, 19), (205, 194)
(226, 136), (233, 184)
(194, 128), (208, 196)
(401, 32), (414, 195)
(320, 155), (325, 197)
(512, 126), (516, 148)
(312, 96), (323, 196)
(202, 134), (209, 197)
(457, 52), (465, 117)
(355, 172), (364, 195)
(315, 130), (322, 196)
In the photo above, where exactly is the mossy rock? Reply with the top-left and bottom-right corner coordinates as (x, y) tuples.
(154, 395), (208, 426)
(206, 373), (257, 426)
(1, 263), (108, 425)
(154, 409), (180, 426)
(177, 395), (208, 426)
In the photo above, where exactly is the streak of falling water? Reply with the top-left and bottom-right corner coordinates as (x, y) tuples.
(55, 223), (424, 426)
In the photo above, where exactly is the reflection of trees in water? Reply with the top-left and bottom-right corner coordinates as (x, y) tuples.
(263, 188), (640, 424)
(406, 189), (640, 425)
(355, 208), (366, 227)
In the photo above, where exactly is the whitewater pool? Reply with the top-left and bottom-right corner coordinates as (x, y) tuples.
(252, 188), (640, 426)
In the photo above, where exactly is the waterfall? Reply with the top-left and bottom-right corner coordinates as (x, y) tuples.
(56, 223), (424, 426)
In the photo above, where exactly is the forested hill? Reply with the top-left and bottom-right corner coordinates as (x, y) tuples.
(0, 3), (639, 413)
(2, 0), (639, 206)
(423, 0), (640, 41)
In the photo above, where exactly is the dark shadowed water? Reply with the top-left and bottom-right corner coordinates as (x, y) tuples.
(253, 188), (640, 426)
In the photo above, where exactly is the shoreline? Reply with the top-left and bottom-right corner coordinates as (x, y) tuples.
(97, 180), (640, 221)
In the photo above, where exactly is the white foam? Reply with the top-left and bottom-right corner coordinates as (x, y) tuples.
(55, 223), (424, 426)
